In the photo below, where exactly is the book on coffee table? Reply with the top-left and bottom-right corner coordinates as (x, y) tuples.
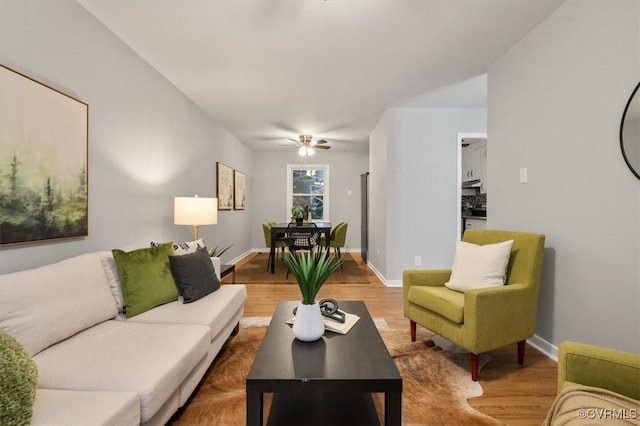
(323, 311), (359, 334)
(287, 310), (360, 335)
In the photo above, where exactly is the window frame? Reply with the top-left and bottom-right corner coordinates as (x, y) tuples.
(286, 164), (330, 222)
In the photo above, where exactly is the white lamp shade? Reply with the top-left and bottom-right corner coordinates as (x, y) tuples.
(174, 196), (217, 225)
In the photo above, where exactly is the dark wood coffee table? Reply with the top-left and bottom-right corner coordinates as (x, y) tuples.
(246, 301), (402, 426)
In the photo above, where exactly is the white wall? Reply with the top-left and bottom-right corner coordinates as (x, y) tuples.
(0, 0), (252, 273)
(369, 107), (486, 283)
(488, 0), (640, 353)
(369, 112), (390, 277)
(249, 150), (368, 251)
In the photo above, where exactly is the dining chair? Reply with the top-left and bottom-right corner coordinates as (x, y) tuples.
(262, 222), (287, 271)
(330, 222), (348, 258)
(284, 222), (320, 278)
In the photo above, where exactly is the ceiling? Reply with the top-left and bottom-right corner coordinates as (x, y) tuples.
(78, 0), (564, 152)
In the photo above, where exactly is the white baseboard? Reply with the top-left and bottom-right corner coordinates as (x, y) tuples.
(527, 334), (558, 362)
(364, 262), (402, 287)
(227, 249), (254, 265)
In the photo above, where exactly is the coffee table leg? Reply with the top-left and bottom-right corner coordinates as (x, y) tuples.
(246, 390), (263, 426)
(385, 391), (401, 426)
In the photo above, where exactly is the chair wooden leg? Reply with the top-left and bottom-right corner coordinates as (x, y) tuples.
(518, 340), (526, 365)
(470, 353), (480, 381)
(410, 320), (416, 342)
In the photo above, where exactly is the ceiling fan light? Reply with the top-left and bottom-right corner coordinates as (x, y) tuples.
(298, 146), (307, 156)
(307, 147), (315, 156)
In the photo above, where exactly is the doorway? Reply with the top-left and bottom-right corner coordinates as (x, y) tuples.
(457, 133), (487, 239)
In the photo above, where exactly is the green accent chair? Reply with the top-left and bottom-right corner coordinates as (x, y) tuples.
(262, 222), (287, 270)
(543, 341), (640, 425)
(403, 229), (545, 381)
(557, 341), (640, 400)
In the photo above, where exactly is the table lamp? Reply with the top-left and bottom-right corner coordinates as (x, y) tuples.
(174, 195), (218, 240)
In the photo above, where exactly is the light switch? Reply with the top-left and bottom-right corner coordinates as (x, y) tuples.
(347, 189), (352, 196)
(519, 167), (528, 184)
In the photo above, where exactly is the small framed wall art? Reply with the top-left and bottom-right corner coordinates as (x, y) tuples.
(0, 65), (89, 245)
(216, 162), (234, 210)
(234, 170), (246, 210)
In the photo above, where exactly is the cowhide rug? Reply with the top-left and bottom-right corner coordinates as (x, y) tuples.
(170, 326), (502, 426)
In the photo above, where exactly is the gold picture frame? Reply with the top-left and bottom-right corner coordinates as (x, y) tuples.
(216, 162), (233, 210)
(0, 65), (89, 245)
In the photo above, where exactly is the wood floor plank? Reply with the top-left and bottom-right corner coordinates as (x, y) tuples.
(221, 252), (558, 424)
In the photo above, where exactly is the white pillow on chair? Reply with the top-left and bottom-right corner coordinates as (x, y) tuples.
(444, 239), (514, 292)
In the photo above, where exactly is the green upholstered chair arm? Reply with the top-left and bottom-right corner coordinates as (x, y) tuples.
(558, 341), (640, 401)
(403, 269), (452, 287)
(463, 283), (536, 351)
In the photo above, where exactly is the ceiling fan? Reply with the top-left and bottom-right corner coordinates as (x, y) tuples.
(286, 134), (331, 157)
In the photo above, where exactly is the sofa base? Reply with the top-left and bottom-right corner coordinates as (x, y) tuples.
(32, 389), (140, 426)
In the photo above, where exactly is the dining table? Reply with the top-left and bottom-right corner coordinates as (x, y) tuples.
(269, 221), (332, 273)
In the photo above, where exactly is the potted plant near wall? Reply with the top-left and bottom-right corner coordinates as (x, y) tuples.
(283, 247), (343, 341)
(291, 206), (305, 224)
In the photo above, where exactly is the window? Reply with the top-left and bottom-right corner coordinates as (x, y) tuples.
(287, 164), (329, 221)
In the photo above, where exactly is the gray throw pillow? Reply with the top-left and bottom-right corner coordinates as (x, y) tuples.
(169, 247), (220, 303)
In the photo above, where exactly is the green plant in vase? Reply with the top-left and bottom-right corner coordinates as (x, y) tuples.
(208, 244), (232, 258)
(291, 206), (305, 224)
(283, 247), (343, 341)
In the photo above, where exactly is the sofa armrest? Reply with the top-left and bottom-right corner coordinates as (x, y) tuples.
(558, 341), (640, 400)
(210, 257), (221, 281)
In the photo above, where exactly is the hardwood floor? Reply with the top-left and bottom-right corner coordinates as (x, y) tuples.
(222, 252), (558, 425)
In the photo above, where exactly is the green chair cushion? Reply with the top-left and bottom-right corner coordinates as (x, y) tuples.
(0, 329), (38, 425)
(408, 286), (465, 324)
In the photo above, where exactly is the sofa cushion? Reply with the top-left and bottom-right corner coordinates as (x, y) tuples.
(112, 243), (178, 318)
(32, 389), (139, 426)
(408, 286), (465, 324)
(169, 248), (220, 303)
(445, 239), (513, 292)
(127, 285), (247, 342)
(0, 329), (38, 425)
(33, 320), (209, 423)
(0, 253), (118, 356)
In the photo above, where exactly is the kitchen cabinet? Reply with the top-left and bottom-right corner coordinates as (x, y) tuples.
(478, 143), (487, 194)
(462, 140), (487, 194)
(464, 218), (486, 231)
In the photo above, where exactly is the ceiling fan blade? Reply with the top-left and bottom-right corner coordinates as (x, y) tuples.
(288, 137), (299, 143)
(315, 139), (328, 144)
(315, 145), (330, 150)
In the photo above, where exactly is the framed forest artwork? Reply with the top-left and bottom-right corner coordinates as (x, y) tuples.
(0, 65), (89, 245)
(216, 162), (234, 210)
(234, 170), (245, 210)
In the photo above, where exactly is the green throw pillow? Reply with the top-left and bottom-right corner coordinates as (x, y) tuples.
(112, 243), (178, 317)
(0, 329), (38, 425)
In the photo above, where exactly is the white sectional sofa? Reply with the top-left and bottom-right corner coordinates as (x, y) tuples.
(0, 249), (247, 425)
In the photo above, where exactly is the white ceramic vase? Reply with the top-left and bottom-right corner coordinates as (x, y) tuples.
(292, 302), (325, 342)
